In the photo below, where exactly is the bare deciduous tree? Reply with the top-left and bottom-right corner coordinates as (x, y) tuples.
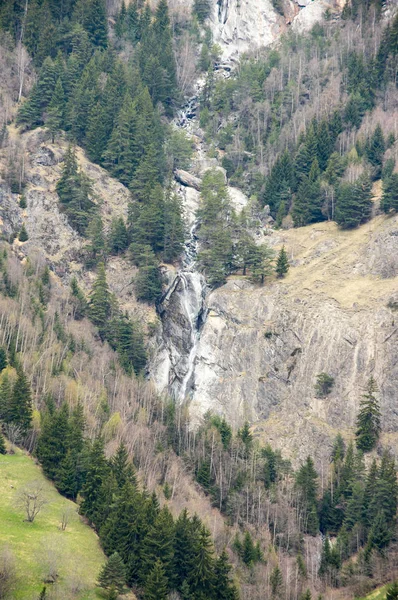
(3, 424), (22, 454)
(60, 506), (75, 531)
(0, 546), (16, 599)
(16, 481), (48, 522)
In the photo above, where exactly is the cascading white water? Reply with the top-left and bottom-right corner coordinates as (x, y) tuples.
(150, 79), (209, 403)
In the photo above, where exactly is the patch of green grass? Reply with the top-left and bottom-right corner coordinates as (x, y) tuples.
(358, 585), (388, 600)
(0, 448), (105, 599)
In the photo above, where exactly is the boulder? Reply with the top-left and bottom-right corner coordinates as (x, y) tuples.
(174, 169), (202, 191)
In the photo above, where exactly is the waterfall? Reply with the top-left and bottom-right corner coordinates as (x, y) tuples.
(149, 78), (210, 403)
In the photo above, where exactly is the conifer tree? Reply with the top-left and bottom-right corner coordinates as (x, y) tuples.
(246, 242), (274, 284)
(0, 430), (6, 454)
(381, 173), (398, 212)
(134, 247), (162, 305)
(366, 124), (385, 178)
(18, 224), (29, 242)
(241, 531), (257, 566)
(296, 456), (319, 535)
(367, 510), (391, 551)
(335, 175), (372, 229)
(46, 78), (65, 142)
(110, 441), (136, 489)
(80, 437), (109, 524)
(36, 401), (70, 479)
(163, 193), (185, 263)
(112, 312), (147, 375)
(88, 262), (112, 339)
(0, 349), (7, 374)
(7, 367), (32, 434)
(56, 449), (80, 499)
(173, 509), (197, 590)
(17, 85), (42, 128)
(194, 0), (212, 23)
(144, 560), (168, 600)
(276, 246), (289, 278)
(270, 565), (283, 597)
(386, 581), (398, 600)
(70, 277), (88, 320)
(0, 373), (13, 422)
(36, 57), (58, 109)
(83, 0), (108, 48)
(86, 215), (107, 267)
(99, 481), (147, 577)
(189, 526), (215, 598)
(214, 550), (239, 600)
(108, 217), (129, 255)
(56, 145), (96, 235)
(103, 94), (136, 186)
(98, 552), (126, 594)
(356, 377), (381, 452)
(141, 506), (175, 586)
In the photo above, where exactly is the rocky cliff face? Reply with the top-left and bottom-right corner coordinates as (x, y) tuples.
(191, 213), (398, 460)
(159, 207), (398, 465)
(208, 0), (341, 60)
(0, 128), (152, 325)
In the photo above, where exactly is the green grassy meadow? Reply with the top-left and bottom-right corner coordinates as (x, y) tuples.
(0, 448), (105, 599)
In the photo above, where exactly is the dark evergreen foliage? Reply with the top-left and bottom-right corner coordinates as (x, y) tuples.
(275, 246), (289, 278)
(356, 377), (381, 452)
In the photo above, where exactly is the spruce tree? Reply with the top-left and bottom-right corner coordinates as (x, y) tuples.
(214, 550), (239, 600)
(113, 312), (147, 375)
(7, 368), (32, 434)
(18, 224), (29, 242)
(0, 348), (7, 373)
(0, 373), (13, 422)
(275, 246), (289, 278)
(189, 526), (215, 598)
(56, 449), (80, 499)
(88, 262), (112, 339)
(103, 94), (136, 186)
(173, 509), (197, 590)
(366, 124), (385, 178)
(0, 430), (6, 454)
(134, 247), (162, 305)
(270, 565), (283, 597)
(16, 86), (42, 128)
(296, 456), (319, 535)
(98, 552), (126, 594)
(108, 217), (129, 255)
(246, 242), (274, 284)
(70, 277), (88, 320)
(46, 78), (65, 142)
(144, 560), (168, 600)
(110, 441), (136, 489)
(56, 145), (96, 235)
(163, 193), (185, 263)
(367, 510), (391, 551)
(193, 0), (212, 23)
(80, 437), (109, 524)
(356, 376), (381, 452)
(241, 531), (257, 566)
(386, 581), (398, 600)
(85, 0), (108, 48)
(381, 173), (398, 212)
(86, 215), (107, 267)
(335, 175), (372, 229)
(141, 506), (175, 586)
(36, 401), (70, 480)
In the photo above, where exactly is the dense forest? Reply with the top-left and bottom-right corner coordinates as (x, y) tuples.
(1, 0), (398, 599)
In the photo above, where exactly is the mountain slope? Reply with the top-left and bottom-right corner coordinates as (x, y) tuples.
(0, 449), (105, 600)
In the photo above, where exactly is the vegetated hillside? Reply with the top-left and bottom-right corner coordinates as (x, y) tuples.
(2, 1), (398, 600)
(0, 448), (105, 600)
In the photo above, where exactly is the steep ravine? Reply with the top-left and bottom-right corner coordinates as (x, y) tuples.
(150, 0), (398, 465)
